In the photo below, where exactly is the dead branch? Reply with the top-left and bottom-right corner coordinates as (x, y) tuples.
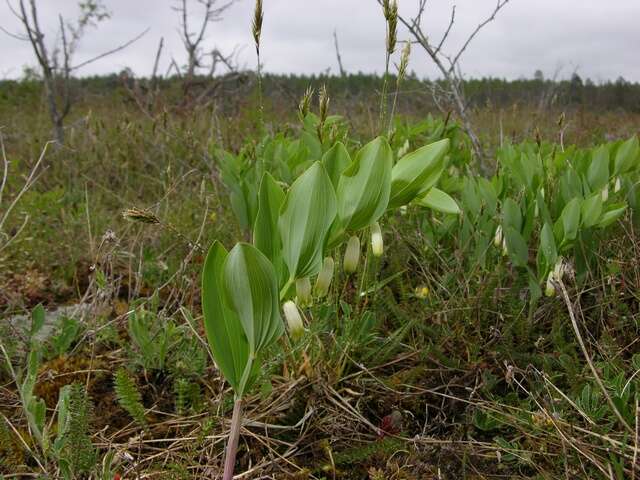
(151, 37), (165, 86)
(173, 0), (235, 79)
(449, 0), (510, 73)
(434, 6), (455, 56)
(333, 29), (346, 77)
(70, 28), (149, 72)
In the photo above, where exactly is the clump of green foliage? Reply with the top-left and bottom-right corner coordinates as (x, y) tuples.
(113, 368), (147, 428)
(54, 382), (97, 476)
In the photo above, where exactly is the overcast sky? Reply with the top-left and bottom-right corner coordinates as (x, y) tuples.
(0, 0), (638, 82)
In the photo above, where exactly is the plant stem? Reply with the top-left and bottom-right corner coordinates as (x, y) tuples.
(379, 52), (390, 133)
(280, 277), (294, 301)
(388, 75), (402, 134)
(222, 398), (243, 480)
(257, 51), (264, 135)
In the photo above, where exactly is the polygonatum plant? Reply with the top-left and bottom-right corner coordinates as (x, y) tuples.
(201, 241), (284, 479)
(202, 135), (455, 479)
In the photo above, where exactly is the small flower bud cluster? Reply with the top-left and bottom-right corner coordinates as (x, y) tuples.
(371, 222), (384, 257)
(343, 235), (361, 274)
(283, 301), (304, 340)
(545, 257), (572, 297)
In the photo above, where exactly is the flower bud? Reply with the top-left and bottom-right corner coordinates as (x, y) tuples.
(601, 186), (609, 202)
(397, 139), (410, 158)
(295, 277), (312, 307)
(399, 205), (408, 216)
(371, 222), (384, 257)
(493, 225), (503, 248)
(343, 235), (361, 274)
(415, 285), (429, 299)
(614, 177), (621, 193)
(501, 238), (508, 256)
(283, 301), (304, 340)
(545, 272), (556, 297)
(553, 257), (565, 281)
(314, 257), (334, 297)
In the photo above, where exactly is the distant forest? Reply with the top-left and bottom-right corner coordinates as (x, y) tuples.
(2, 70), (639, 114)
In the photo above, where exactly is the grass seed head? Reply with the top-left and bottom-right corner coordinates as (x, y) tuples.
(298, 86), (314, 119)
(121, 208), (160, 225)
(319, 84), (330, 125)
(252, 0), (264, 54)
(386, 0), (398, 55)
(398, 41), (411, 80)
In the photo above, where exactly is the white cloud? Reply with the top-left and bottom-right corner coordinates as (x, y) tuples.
(0, 0), (638, 82)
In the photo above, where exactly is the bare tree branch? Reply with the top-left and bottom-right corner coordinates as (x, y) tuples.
(0, 23), (27, 41)
(151, 36), (165, 85)
(434, 6), (455, 56)
(449, 0), (511, 74)
(70, 28), (149, 71)
(173, 0), (235, 79)
(333, 29), (346, 77)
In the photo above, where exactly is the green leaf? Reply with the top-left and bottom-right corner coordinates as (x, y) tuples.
(55, 385), (71, 446)
(540, 222), (557, 266)
(504, 226), (528, 267)
(223, 243), (284, 354)
(614, 136), (639, 175)
(598, 203), (627, 228)
(477, 178), (498, 215)
(30, 304), (45, 339)
(253, 173), (285, 264)
(279, 162), (337, 279)
(502, 198), (522, 232)
(560, 169), (583, 204)
(322, 142), (351, 188)
(560, 198), (581, 243)
(388, 138), (450, 208)
(536, 190), (552, 226)
(29, 397), (46, 434)
(336, 137), (392, 232)
(301, 130), (322, 161)
(581, 193), (603, 228)
(529, 272), (542, 305)
(587, 146), (609, 191)
(201, 242), (251, 394)
(416, 187), (460, 214)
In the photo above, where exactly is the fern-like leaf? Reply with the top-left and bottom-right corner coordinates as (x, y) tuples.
(113, 369), (147, 428)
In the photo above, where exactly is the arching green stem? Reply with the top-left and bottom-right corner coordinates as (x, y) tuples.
(280, 277), (294, 301)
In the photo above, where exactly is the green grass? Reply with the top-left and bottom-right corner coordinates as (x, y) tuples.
(0, 81), (639, 479)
